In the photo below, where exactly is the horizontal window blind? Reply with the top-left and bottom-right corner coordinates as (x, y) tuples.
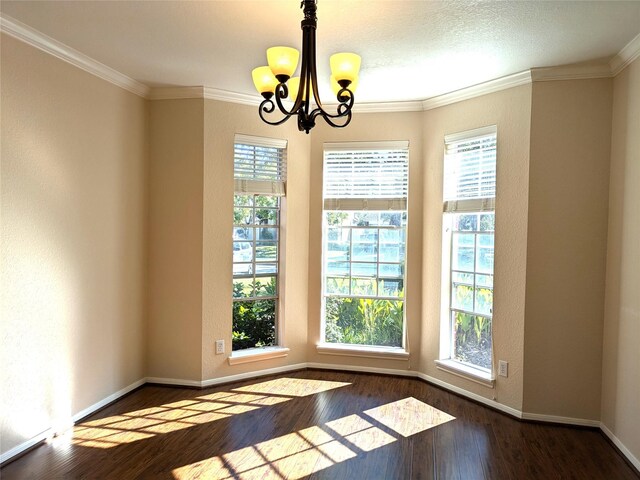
(234, 134), (287, 196)
(323, 143), (409, 210)
(444, 126), (496, 204)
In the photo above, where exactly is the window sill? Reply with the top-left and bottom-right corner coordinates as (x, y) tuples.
(316, 343), (409, 361)
(228, 346), (290, 366)
(435, 359), (495, 388)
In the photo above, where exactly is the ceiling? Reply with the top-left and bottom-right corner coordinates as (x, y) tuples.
(2, 1), (640, 104)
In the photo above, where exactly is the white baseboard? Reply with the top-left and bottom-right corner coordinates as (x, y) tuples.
(520, 411), (600, 427)
(415, 371), (523, 419)
(145, 376), (203, 387)
(200, 363), (308, 388)
(0, 428), (53, 465)
(307, 362), (417, 378)
(600, 422), (640, 472)
(0, 378), (145, 465)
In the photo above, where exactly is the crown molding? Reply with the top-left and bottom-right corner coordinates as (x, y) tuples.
(610, 32), (640, 76)
(531, 63), (613, 82)
(0, 13), (149, 98)
(3, 11), (637, 110)
(351, 100), (424, 113)
(421, 70), (533, 111)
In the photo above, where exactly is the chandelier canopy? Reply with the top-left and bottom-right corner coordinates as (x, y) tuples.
(252, 0), (361, 134)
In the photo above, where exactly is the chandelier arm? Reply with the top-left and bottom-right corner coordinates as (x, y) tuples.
(258, 99), (293, 126)
(273, 83), (298, 116)
(316, 109), (353, 129)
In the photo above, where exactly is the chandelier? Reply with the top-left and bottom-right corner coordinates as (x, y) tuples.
(251, 0), (361, 134)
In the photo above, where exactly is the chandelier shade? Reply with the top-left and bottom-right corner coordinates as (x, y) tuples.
(252, 0), (361, 133)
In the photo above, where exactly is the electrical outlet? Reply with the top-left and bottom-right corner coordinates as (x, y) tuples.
(215, 340), (225, 355)
(498, 360), (508, 377)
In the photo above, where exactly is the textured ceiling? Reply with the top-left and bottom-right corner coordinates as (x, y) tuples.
(2, 1), (640, 103)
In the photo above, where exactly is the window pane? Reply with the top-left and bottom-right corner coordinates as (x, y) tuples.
(256, 241), (277, 262)
(452, 311), (492, 370)
(233, 227), (252, 240)
(232, 299), (276, 351)
(255, 208), (278, 225)
(326, 261), (349, 276)
(352, 212), (379, 226)
(352, 263), (377, 277)
(234, 195), (253, 206)
(476, 274), (493, 287)
(379, 263), (403, 277)
(452, 283), (473, 311)
(452, 271), (473, 284)
(233, 241), (253, 263)
(232, 278), (254, 298)
(480, 213), (495, 231)
(324, 297), (403, 347)
(327, 241), (350, 262)
(327, 227), (349, 242)
(476, 235), (494, 273)
(475, 287), (493, 315)
(326, 277), (350, 295)
(379, 279), (403, 297)
(254, 276), (276, 297)
(234, 207), (252, 225)
(380, 212), (403, 226)
(452, 240), (474, 272)
(379, 244), (402, 262)
(326, 212), (351, 226)
(233, 263), (253, 277)
(256, 227), (278, 241)
(254, 195), (278, 208)
(256, 263), (277, 275)
(454, 214), (478, 231)
(351, 278), (376, 296)
(352, 229), (378, 262)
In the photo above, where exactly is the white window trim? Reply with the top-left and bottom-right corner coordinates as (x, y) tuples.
(232, 134), (287, 353)
(435, 359), (495, 387)
(228, 346), (290, 366)
(439, 126), (497, 374)
(320, 142), (410, 350)
(316, 343), (409, 360)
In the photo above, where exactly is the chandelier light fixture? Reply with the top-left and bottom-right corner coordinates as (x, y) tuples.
(252, 0), (361, 134)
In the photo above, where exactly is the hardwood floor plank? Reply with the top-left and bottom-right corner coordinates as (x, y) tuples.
(1, 370), (637, 480)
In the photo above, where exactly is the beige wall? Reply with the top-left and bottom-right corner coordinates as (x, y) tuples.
(421, 85), (532, 411)
(1, 35), (147, 454)
(147, 99), (204, 380)
(306, 112), (425, 371)
(523, 79), (613, 419)
(601, 56), (640, 460)
(201, 100), (311, 380)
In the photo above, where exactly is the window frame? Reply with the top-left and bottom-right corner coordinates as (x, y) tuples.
(320, 142), (410, 352)
(439, 126), (497, 380)
(231, 135), (287, 356)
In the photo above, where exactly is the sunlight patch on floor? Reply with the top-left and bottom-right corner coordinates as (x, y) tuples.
(364, 397), (455, 437)
(72, 378), (350, 450)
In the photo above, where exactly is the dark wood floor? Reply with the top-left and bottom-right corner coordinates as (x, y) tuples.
(2, 370), (638, 479)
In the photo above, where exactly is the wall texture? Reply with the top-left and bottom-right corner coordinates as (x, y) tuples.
(421, 85), (532, 411)
(147, 99), (204, 381)
(601, 56), (640, 461)
(524, 79), (613, 420)
(1, 34), (147, 454)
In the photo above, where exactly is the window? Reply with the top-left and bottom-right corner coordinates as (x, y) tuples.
(321, 142), (409, 348)
(441, 126), (496, 374)
(232, 134), (286, 351)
